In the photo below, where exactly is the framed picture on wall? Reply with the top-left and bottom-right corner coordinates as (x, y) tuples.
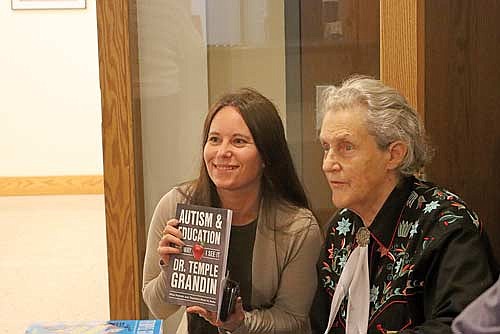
(11, 0), (86, 10)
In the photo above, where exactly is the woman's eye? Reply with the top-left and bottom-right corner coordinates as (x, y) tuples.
(207, 136), (220, 143)
(233, 138), (247, 145)
(339, 142), (354, 152)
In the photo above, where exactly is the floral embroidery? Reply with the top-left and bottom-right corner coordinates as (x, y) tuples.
(417, 195), (426, 209)
(406, 191), (418, 208)
(394, 258), (404, 274)
(422, 236), (435, 250)
(371, 281), (406, 316)
(337, 252), (348, 269)
(398, 220), (413, 238)
(409, 221), (419, 238)
(443, 189), (460, 200)
(370, 285), (379, 304)
(390, 243), (412, 278)
(317, 177), (485, 332)
(467, 210), (480, 229)
(336, 217), (351, 236)
(378, 245), (395, 261)
(423, 200), (440, 213)
(439, 211), (463, 226)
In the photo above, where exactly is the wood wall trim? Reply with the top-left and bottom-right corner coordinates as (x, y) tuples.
(96, 0), (146, 320)
(0, 175), (103, 196)
(423, 0), (500, 261)
(380, 0), (425, 118)
(380, 0), (500, 262)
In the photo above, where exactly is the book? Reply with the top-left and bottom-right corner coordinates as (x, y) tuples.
(25, 320), (162, 333)
(165, 203), (233, 317)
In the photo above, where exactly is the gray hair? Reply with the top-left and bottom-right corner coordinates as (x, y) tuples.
(319, 75), (432, 176)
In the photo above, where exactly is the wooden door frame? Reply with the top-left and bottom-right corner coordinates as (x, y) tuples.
(96, 0), (147, 319)
(380, 0), (425, 119)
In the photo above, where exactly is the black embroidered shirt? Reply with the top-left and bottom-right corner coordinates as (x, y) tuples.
(310, 176), (497, 334)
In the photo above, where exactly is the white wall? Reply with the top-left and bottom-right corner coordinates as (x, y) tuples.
(207, 0), (287, 122)
(0, 1), (102, 176)
(0, 2), (108, 334)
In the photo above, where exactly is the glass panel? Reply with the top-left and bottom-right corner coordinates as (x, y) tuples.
(299, 0), (380, 227)
(135, 2), (286, 330)
(207, 0), (287, 118)
(136, 0), (380, 239)
(136, 0), (288, 233)
(137, 1), (209, 229)
(135, 2), (379, 327)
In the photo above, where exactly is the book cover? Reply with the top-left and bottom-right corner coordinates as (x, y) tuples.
(25, 320), (162, 334)
(165, 203), (233, 316)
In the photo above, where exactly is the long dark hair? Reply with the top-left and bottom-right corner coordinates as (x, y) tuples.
(186, 88), (310, 212)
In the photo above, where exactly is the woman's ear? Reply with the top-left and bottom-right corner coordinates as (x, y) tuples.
(386, 141), (407, 171)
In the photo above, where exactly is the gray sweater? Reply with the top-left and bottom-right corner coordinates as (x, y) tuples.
(142, 186), (323, 334)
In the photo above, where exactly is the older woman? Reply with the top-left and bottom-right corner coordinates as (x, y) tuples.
(310, 76), (497, 333)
